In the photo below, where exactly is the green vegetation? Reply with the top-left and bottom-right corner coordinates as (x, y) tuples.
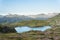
(0, 13), (60, 40)
(3, 20), (49, 27)
(0, 33), (22, 40)
(48, 13), (60, 26)
(0, 24), (16, 33)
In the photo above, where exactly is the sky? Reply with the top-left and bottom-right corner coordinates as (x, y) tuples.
(0, 0), (60, 15)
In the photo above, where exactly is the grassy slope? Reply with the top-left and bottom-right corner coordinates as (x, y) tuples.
(48, 13), (60, 26)
(7, 20), (49, 27)
(0, 13), (60, 40)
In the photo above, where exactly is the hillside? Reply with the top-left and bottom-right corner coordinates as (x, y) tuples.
(48, 13), (60, 26)
(0, 13), (60, 40)
(0, 13), (58, 23)
(2, 20), (49, 27)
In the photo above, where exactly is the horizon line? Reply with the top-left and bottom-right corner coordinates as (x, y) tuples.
(0, 13), (59, 16)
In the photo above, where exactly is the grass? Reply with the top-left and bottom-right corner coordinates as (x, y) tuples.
(0, 33), (22, 40)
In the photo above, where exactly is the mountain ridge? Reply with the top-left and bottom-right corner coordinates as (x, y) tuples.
(0, 13), (59, 23)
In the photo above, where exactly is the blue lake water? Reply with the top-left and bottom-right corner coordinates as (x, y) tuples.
(15, 26), (51, 33)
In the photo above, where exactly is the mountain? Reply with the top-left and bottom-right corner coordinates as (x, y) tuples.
(27, 13), (58, 20)
(48, 13), (60, 25)
(0, 13), (58, 23)
(0, 14), (33, 23)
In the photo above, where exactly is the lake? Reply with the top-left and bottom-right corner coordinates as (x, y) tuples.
(15, 26), (51, 33)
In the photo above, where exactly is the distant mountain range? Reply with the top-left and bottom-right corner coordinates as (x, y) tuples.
(0, 13), (59, 23)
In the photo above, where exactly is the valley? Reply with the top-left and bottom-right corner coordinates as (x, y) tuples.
(0, 13), (60, 40)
